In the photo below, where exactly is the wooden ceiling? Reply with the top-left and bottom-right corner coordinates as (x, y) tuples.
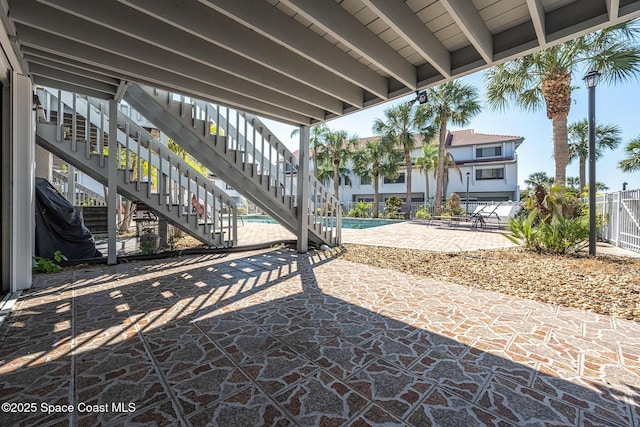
(3, 0), (640, 125)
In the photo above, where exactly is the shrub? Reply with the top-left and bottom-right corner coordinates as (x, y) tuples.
(348, 201), (371, 218)
(444, 193), (464, 216)
(384, 196), (402, 219)
(538, 214), (589, 254)
(504, 209), (589, 254)
(415, 207), (431, 220)
(503, 210), (542, 251)
(33, 250), (67, 273)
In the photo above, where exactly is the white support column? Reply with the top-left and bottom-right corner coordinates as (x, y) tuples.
(296, 125), (310, 253)
(107, 100), (118, 264)
(2, 72), (35, 292)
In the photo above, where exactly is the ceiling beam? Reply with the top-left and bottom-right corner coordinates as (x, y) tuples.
(15, 26), (314, 124)
(199, 0), (388, 99)
(24, 53), (120, 85)
(29, 62), (117, 94)
(361, 0), (451, 78)
(10, 3), (327, 121)
(26, 46), (320, 121)
(279, 0), (417, 90)
(0, 0), (25, 74)
(34, 0), (342, 116)
(605, 0), (620, 20)
(32, 75), (113, 100)
(440, 0), (493, 64)
(119, 0), (363, 108)
(526, 0), (546, 46)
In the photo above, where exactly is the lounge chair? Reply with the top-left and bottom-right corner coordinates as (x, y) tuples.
(470, 203), (502, 230)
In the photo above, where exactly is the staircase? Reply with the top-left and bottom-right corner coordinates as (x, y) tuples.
(123, 84), (341, 246)
(35, 88), (237, 248)
(51, 169), (107, 206)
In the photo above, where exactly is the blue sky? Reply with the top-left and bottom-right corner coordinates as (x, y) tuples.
(264, 70), (640, 192)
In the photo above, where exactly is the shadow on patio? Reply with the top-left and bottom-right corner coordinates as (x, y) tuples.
(0, 248), (637, 426)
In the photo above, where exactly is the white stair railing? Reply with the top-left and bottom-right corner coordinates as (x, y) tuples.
(37, 87), (238, 247)
(127, 85), (341, 246)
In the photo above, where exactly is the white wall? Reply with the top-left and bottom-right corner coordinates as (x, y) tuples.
(337, 141), (520, 204)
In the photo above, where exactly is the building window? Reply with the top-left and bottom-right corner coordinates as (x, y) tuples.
(360, 176), (372, 185)
(476, 146), (501, 158)
(476, 168), (504, 180)
(384, 173), (405, 184)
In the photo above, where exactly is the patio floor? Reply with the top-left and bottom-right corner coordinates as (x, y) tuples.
(1, 238), (639, 426)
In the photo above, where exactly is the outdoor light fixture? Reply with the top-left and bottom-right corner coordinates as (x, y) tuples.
(583, 69), (601, 256)
(408, 90), (428, 105)
(623, 182), (628, 191)
(583, 70), (601, 88)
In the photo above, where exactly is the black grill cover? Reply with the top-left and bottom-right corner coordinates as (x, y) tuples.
(35, 177), (102, 260)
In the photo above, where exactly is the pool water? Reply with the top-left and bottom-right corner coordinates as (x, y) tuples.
(240, 215), (403, 229)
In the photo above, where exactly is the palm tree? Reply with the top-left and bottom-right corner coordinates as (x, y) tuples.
(566, 176), (580, 194)
(618, 136), (640, 172)
(486, 20), (640, 185)
(372, 101), (429, 205)
(290, 123), (329, 178)
(419, 81), (481, 216)
(415, 141), (439, 208)
(438, 150), (463, 199)
(315, 128), (358, 199)
(315, 159), (352, 190)
(524, 171), (554, 187)
(567, 119), (621, 191)
(352, 138), (403, 218)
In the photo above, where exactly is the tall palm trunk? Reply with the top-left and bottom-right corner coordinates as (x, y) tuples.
(424, 174), (430, 209)
(404, 147), (412, 203)
(542, 71), (571, 186)
(433, 121), (448, 216)
(579, 156), (586, 192)
(333, 158), (340, 199)
(552, 115), (570, 185)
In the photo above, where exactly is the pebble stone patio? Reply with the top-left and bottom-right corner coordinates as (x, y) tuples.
(0, 223), (639, 426)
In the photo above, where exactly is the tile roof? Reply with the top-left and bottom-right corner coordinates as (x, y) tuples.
(353, 129), (523, 150)
(447, 129), (524, 147)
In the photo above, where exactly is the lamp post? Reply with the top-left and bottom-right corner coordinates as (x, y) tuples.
(583, 70), (601, 256)
(623, 182), (628, 191)
(465, 172), (470, 214)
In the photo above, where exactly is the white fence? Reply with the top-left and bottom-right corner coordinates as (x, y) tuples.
(597, 189), (640, 253)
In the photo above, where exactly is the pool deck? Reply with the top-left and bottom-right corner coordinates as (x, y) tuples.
(1, 222), (639, 426)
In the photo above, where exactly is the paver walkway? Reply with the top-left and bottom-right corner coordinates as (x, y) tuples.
(1, 247), (638, 426)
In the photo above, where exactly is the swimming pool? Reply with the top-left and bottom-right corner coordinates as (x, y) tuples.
(240, 215), (404, 229)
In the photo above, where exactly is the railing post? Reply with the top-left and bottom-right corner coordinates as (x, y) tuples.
(232, 205), (238, 247)
(67, 165), (76, 205)
(616, 190), (622, 248)
(297, 125), (310, 253)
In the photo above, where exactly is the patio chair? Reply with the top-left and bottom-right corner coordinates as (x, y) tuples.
(133, 203), (158, 236)
(399, 203), (411, 220)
